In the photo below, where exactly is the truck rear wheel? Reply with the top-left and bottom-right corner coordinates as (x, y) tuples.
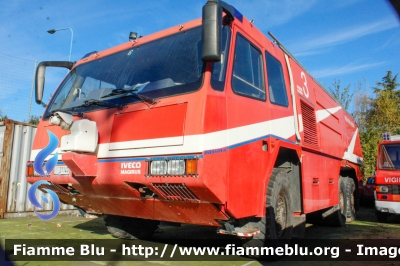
(345, 177), (356, 223)
(104, 215), (159, 240)
(324, 176), (347, 227)
(242, 169), (293, 251)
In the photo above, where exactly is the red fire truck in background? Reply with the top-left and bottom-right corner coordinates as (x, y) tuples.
(27, 0), (363, 248)
(375, 134), (400, 222)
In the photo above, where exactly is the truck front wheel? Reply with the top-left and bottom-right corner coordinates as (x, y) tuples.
(242, 168), (293, 252)
(104, 215), (159, 240)
(265, 169), (293, 240)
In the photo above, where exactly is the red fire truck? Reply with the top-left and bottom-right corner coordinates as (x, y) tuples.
(27, 0), (363, 247)
(375, 134), (400, 222)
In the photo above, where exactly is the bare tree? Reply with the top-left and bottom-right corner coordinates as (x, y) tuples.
(352, 79), (370, 131)
(328, 79), (353, 112)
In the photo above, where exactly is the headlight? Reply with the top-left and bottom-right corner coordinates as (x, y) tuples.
(148, 158), (197, 176)
(167, 160), (185, 175)
(150, 161), (167, 175)
(377, 186), (389, 193)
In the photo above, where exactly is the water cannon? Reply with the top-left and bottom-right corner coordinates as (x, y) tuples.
(49, 111), (73, 130)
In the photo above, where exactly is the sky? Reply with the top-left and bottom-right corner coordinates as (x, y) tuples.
(0, 0), (399, 121)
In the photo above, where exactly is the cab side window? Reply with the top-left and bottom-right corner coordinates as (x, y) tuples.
(231, 34), (265, 100)
(211, 26), (232, 91)
(265, 52), (288, 107)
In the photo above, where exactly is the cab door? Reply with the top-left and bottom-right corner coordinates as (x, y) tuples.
(225, 28), (270, 218)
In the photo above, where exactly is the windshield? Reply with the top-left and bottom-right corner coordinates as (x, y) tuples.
(44, 26), (204, 117)
(378, 144), (400, 170)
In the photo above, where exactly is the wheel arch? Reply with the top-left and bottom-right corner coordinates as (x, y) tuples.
(273, 146), (302, 214)
(258, 139), (302, 217)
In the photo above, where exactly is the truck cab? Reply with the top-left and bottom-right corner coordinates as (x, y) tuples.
(27, 0), (363, 250)
(375, 134), (400, 222)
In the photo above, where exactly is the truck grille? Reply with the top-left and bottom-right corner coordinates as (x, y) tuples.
(151, 183), (199, 202)
(388, 185), (400, 195)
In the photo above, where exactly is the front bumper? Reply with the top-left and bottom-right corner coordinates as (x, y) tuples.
(375, 200), (400, 214)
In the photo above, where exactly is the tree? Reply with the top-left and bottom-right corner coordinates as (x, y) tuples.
(369, 71), (400, 135)
(0, 110), (7, 121)
(358, 71), (400, 178)
(27, 115), (40, 125)
(352, 79), (370, 131)
(328, 79), (353, 112)
(375, 70), (400, 94)
(352, 80), (375, 178)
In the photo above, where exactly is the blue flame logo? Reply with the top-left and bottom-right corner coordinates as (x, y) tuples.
(29, 130), (60, 220)
(33, 130), (59, 176)
(28, 180), (61, 220)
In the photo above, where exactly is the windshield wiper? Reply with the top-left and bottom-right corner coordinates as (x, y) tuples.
(65, 99), (123, 111)
(101, 82), (158, 105)
(83, 99), (123, 108)
(101, 88), (132, 98)
(101, 82), (147, 98)
(51, 109), (83, 117)
(49, 100), (122, 117)
(125, 92), (158, 105)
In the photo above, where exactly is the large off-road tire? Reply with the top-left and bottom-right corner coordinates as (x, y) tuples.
(104, 215), (159, 240)
(345, 177), (356, 223)
(324, 176), (347, 227)
(242, 169), (293, 251)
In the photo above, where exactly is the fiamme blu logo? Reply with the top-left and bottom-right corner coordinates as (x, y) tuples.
(28, 130), (61, 220)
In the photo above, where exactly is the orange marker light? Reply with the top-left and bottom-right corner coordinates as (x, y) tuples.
(185, 159), (198, 175)
(26, 164), (34, 177)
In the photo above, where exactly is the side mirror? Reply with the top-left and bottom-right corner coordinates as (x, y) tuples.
(35, 61), (74, 105)
(201, 0), (222, 62)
